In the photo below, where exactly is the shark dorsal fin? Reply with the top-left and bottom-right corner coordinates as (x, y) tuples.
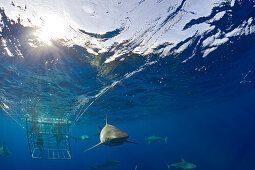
(105, 113), (108, 125)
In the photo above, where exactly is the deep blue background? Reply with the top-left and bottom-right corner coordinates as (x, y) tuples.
(1, 90), (255, 170)
(1, 1), (255, 170)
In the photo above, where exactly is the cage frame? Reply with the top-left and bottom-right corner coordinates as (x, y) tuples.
(25, 116), (72, 160)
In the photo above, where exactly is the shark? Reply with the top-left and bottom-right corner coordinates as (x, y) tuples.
(72, 134), (90, 142)
(167, 159), (196, 170)
(0, 142), (11, 157)
(145, 135), (168, 144)
(85, 114), (136, 152)
(88, 160), (120, 169)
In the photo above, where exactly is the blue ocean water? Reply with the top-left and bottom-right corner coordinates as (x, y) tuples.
(1, 0), (255, 170)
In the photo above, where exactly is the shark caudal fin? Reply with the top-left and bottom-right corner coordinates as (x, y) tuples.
(85, 142), (103, 152)
(165, 136), (168, 144)
(167, 164), (172, 169)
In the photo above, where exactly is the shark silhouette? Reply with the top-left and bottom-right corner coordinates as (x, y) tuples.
(72, 134), (90, 142)
(167, 159), (197, 170)
(0, 142), (11, 157)
(88, 160), (120, 169)
(85, 115), (136, 152)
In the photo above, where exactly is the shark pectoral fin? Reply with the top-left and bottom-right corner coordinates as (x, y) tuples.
(126, 140), (137, 144)
(98, 126), (103, 130)
(84, 142), (103, 152)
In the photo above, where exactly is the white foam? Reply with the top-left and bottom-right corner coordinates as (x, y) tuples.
(210, 11), (225, 22)
(1, 0), (252, 62)
(202, 47), (217, 58)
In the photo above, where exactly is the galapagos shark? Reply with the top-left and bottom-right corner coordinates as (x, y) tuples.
(88, 160), (120, 169)
(145, 135), (168, 144)
(167, 159), (196, 170)
(0, 142), (11, 157)
(85, 115), (136, 152)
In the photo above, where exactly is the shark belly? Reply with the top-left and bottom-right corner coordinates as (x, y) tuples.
(103, 137), (128, 146)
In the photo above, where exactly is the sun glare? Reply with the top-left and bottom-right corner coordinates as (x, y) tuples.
(34, 14), (69, 46)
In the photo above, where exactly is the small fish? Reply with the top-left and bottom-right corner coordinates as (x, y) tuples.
(167, 159), (196, 170)
(145, 135), (168, 144)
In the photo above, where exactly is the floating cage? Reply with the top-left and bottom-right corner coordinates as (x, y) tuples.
(25, 116), (72, 160)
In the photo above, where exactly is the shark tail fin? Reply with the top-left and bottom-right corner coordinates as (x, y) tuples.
(165, 136), (168, 144)
(84, 142), (102, 152)
(167, 164), (172, 169)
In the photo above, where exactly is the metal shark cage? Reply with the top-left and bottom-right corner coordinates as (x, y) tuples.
(25, 116), (72, 160)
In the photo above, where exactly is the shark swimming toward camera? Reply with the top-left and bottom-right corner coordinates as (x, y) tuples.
(0, 142), (11, 157)
(85, 114), (136, 152)
(88, 160), (120, 169)
(167, 159), (196, 170)
(145, 135), (168, 144)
